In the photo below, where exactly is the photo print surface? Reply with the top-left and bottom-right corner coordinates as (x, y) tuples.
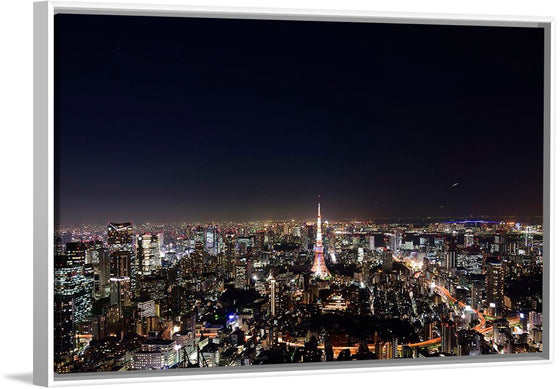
(54, 13), (545, 374)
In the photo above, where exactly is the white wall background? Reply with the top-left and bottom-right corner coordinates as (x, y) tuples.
(0, 0), (558, 387)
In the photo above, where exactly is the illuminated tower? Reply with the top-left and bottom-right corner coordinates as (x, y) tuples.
(310, 199), (331, 280)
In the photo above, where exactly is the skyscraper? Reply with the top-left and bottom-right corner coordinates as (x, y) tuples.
(137, 234), (161, 276)
(110, 251), (132, 278)
(369, 235), (376, 251)
(108, 222), (135, 291)
(107, 222), (133, 249)
(110, 276), (131, 319)
(65, 242), (94, 317)
(108, 250), (132, 320)
(310, 200), (331, 280)
(235, 262), (247, 289)
(95, 247), (111, 298)
(54, 294), (74, 361)
(441, 320), (457, 354)
(205, 226), (217, 256)
(486, 258), (505, 315)
(464, 230), (475, 247)
(191, 241), (205, 275)
(66, 242), (86, 267)
(269, 274), (277, 317)
(225, 234), (236, 277)
(54, 254), (93, 323)
(445, 238), (457, 271)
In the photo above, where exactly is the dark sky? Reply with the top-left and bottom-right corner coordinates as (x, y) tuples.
(55, 14), (544, 225)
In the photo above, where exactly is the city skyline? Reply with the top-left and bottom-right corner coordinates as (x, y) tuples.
(55, 14), (544, 226)
(54, 212), (544, 229)
(53, 202), (544, 373)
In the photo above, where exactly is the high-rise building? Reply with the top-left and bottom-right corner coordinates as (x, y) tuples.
(269, 275), (277, 317)
(108, 222), (135, 291)
(486, 258), (505, 315)
(374, 339), (398, 359)
(205, 226), (217, 256)
(55, 235), (65, 256)
(389, 229), (402, 251)
(95, 247), (111, 298)
(310, 200), (331, 280)
(390, 338), (399, 359)
(225, 234), (236, 277)
(108, 222), (133, 249)
(387, 233), (397, 251)
(108, 249), (132, 320)
(528, 311), (543, 331)
(54, 294), (74, 360)
(138, 299), (157, 318)
(110, 276), (131, 319)
(423, 321), (434, 341)
(84, 240), (103, 264)
(381, 249), (393, 272)
(464, 230), (475, 247)
(137, 234), (161, 276)
(66, 242), (86, 267)
(441, 320), (457, 354)
(445, 238), (457, 270)
(492, 317), (511, 347)
(305, 224), (315, 251)
(110, 250), (132, 278)
(469, 276), (485, 311)
(66, 241), (95, 308)
(89, 314), (107, 341)
(157, 232), (164, 253)
(254, 231), (265, 250)
(191, 241), (205, 275)
(54, 254), (93, 323)
(235, 262), (247, 289)
(493, 230), (506, 255)
(369, 235), (376, 251)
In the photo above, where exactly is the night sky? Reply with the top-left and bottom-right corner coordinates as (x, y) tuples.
(55, 14), (544, 225)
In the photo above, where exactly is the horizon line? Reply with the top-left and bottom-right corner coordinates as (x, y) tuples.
(54, 214), (544, 228)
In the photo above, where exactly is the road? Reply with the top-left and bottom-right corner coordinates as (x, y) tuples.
(280, 280), (519, 356)
(405, 284), (487, 348)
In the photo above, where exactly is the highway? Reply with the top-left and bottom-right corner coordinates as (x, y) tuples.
(392, 254), (520, 348)
(404, 284), (486, 348)
(280, 279), (519, 356)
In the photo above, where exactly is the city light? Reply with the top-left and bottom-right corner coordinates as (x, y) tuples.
(53, 209), (543, 374)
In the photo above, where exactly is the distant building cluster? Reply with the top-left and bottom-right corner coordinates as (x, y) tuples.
(53, 206), (543, 373)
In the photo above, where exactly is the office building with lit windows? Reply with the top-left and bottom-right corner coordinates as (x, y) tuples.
(137, 234), (161, 276)
(132, 339), (178, 370)
(486, 258), (505, 315)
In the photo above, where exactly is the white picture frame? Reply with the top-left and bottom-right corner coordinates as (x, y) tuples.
(33, 1), (554, 386)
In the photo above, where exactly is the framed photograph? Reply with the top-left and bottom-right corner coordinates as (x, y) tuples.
(33, 1), (553, 386)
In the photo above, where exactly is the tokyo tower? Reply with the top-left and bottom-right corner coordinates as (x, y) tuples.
(310, 198), (332, 280)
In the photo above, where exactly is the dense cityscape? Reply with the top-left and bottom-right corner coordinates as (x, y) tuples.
(53, 202), (543, 373)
